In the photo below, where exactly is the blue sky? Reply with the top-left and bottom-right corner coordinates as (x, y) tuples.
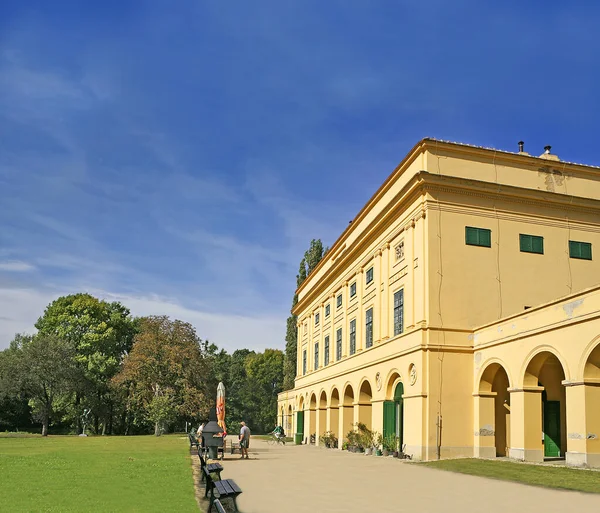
(1, 1), (599, 351)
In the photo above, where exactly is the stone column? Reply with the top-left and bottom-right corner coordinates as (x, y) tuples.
(356, 269), (364, 352)
(380, 243), (390, 341)
(508, 387), (544, 462)
(473, 392), (497, 459)
(564, 381), (600, 468)
(374, 249), (382, 344)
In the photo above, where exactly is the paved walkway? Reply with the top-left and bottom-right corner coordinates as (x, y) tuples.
(216, 440), (600, 513)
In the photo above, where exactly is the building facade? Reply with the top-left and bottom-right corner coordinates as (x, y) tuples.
(277, 139), (600, 467)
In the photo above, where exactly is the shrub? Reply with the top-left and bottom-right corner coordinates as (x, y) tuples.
(319, 431), (338, 448)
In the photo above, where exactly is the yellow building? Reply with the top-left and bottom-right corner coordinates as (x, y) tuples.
(277, 139), (600, 468)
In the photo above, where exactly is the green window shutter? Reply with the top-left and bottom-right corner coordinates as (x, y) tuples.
(466, 227), (491, 247)
(465, 227), (478, 245)
(383, 401), (395, 439)
(582, 242), (592, 260)
(570, 240), (592, 260)
(520, 234), (532, 252)
(480, 228), (491, 247)
(569, 240), (578, 258)
(520, 234), (543, 254)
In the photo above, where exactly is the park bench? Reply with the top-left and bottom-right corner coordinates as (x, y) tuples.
(199, 450), (224, 487)
(188, 433), (199, 451)
(213, 499), (227, 513)
(206, 474), (243, 513)
(229, 440), (240, 454)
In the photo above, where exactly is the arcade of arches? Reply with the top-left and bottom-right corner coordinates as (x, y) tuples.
(278, 288), (600, 468)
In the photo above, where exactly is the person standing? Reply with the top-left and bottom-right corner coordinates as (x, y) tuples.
(239, 421), (251, 459)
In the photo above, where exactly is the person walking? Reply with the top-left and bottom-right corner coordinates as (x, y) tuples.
(239, 421), (251, 459)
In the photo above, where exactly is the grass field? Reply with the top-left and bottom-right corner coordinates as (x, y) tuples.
(421, 458), (600, 494)
(0, 434), (198, 512)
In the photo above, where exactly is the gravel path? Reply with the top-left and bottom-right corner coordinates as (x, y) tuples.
(214, 440), (600, 513)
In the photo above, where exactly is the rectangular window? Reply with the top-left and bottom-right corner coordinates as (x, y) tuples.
(314, 342), (319, 371)
(324, 336), (330, 366)
(325, 304), (330, 317)
(315, 312), (320, 326)
(365, 308), (373, 348)
(394, 290), (404, 336)
(569, 240), (592, 260)
(336, 294), (342, 308)
(349, 319), (356, 355)
(465, 226), (491, 248)
(302, 350), (307, 375)
(366, 267), (374, 284)
(336, 328), (342, 361)
(350, 282), (357, 297)
(520, 234), (544, 254)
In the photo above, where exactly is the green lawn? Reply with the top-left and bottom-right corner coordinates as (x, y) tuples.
(421, 458), (600, 494)
(0, 434), (198, 512)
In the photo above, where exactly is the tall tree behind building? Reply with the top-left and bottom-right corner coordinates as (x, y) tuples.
(283, 239), (327, 390)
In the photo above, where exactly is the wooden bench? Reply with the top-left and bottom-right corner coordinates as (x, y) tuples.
(229, 440), (240, 454)
(199, 451), (224, 487)
(188, 433), (199, 451)
(213, 499), (227, 513)
(207, 477), (243, 513)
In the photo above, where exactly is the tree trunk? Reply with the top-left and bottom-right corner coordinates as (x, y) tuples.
(108, 402), (113, 435)
(75, 393), (81, 434)
(94, 414), (99, 434)
(101, 421), (106, 436)
(42, 415), (49, 437)
(155, 421), (160, 437)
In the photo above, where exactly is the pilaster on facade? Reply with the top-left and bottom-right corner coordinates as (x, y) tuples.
(356, 268), (364, 353)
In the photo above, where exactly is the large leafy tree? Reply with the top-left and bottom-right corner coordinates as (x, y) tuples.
(245, 349), (284, 433)
(3, 334), (80, 436)
(112, 316), (209, 436)
(35, 293), (137, 433)
(283, 239), (327, 389)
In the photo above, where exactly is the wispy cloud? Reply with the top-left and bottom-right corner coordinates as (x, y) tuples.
(0, 261), (36, 272)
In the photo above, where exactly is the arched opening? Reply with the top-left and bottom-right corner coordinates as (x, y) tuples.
(358, 380), (373, 430)
(329, 388), (340, 441)
(574, 342), (600, 467)
(478, 362), (511, 457)
(383, 373), (403, 452)
(524, 351), (567, 459)
(297, 396), (305, 440)
(309, 393), (317, 444)
(287, 405), (293, 436)
(318, 391), (327, 440)
(341, 384), (355, 440)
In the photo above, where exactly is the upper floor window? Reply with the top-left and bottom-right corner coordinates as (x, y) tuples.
(336, 294), (342, 308)
(520, 234), (544, 254)
(325, 304), (330, 317)
(366, 267), (374, 284)
(315, 312), (320, 326)
(365, 308), (373, 348)
(302, 350), (307, 375)
(465, 226), (491, 248)
(314, 342), (319, 371)
(350, 282), (357, 298)
(336, 328), (342, 361)
(349, 319), (356, 355)
(394, 290), (404, 336)
(569, 240), (592, 260)
(324, 336), (330, 366)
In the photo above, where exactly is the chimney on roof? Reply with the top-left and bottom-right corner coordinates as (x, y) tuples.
(517, 140), (529, 156)
(539, 144), (560, 161)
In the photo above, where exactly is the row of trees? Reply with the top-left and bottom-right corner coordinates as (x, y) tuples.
(0, 294), (284, 436)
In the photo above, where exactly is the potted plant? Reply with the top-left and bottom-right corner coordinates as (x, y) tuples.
(346, 429), (358, 453)
(382, 434), (395, 456)
(375, 433), (384, 456)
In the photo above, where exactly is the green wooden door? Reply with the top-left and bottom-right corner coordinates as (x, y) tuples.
(394, 382), (404, 449)
(296, 411), (304, 437)
(383, 401), (395, 439)
(544, 401), (561, 458)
